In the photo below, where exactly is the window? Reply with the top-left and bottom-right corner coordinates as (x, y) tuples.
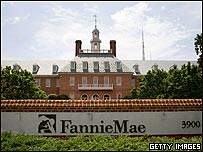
(170, 64), (177, 69)
(93, 61), (99, 70)
(46, 79), (51, 87)
(92, 94), (99, 100)
(133, 64), (140, 74)
(93, 77), (98, 85)
(70, 61), (76, 69)
(33, 64), (40, 74)
(69, 94), (75, 100)
(117, 93), (122, 99)
(94, 43), (98, 49)
(116, 77), (122, 86)
(82, 77), (87, 84)
(13, 64), (21, 70)
(104, 94), (110, 100)
(104, 61), (109, 69)
(56, 79), (60, 87)
(70, 77), (75, 86)
(52, 64), (59, 74)
(152, 64), (158, 71)
(83, 61), (88, 70)
(104, 76), (109, 84)
(36, 79), (40, 86)
(131, 79), (135, 88)
(116, 61), (121, 69)
(81, 94), (88, 100)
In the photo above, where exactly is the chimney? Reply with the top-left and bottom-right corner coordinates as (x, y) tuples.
(110, 40), (116, 57)
(75, 40), (82, 56)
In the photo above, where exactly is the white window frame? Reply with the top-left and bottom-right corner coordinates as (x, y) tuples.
(116, 61), (121, 69)
(131, 79), (135, 88)
(53, 64), (59, 74)
(82, 77), (87, 84)
(81, 94), (88, 100)
(56, 79), (60, 87)
(93, 61), (99, 70)
(104, 61), (109, 69)
(104, 94), (110, 100)
(70, 61), (76, 69)
(116, 77), (122, 86)
(46, 79), (51, 87)
(104, 76), (109, 84)
(93, 77), (98, 84)
(36, 79), (41, 87)
(92, 94), (99, 100)
(70, 77), (75, 86)
(83, 61), (88, 70)
(13, 64), (21, 70)
(33, 64), (39, 74)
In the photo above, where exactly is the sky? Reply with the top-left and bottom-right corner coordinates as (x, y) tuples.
(1, 1), (202, 61)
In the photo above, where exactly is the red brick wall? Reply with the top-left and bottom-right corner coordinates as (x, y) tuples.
(1, 99), (201, 112)
(35, 77), (59, 95)
(59, 73), (133, 99)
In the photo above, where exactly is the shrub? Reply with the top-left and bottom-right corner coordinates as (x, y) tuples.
(57, 94), (70, 100)
(47, 94), (58, 100)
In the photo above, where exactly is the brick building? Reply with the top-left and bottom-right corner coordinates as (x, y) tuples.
(1, 26), (197, 100)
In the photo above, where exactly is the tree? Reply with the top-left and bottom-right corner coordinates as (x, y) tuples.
(137, 69), (168, 99)
(136, 63), (202, 99)
(1, 66), (47, 99)
(165, 62), (202, 99)
(194, 33), (202, 67)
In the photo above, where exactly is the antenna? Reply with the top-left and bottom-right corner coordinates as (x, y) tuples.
(150, 50), (152, 60)
(142, 28), (145, 60)
(93, 15), (97, 28)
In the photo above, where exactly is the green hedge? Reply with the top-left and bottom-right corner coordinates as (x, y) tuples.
(1, 131), (202, 151)
(47, 94), (70, 100)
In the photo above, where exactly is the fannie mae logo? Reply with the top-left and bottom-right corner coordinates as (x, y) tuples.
(38, 114), (56, 133)
(37, 114), (146, 134)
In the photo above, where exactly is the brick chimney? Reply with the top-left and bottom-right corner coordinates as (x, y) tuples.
(75, 40), (82, 56)
(110, 40), (116, 57)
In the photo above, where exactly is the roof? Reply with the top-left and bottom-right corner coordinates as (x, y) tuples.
(1, 59), (198, 75)
(60, 55), (132, 73)
(1, 60), (67, 75)
(122, 60), (198, 75)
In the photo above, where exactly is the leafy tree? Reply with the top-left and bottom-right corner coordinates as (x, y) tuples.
(1, 66), (47, 99)
(136, 63), (202, 99)
(194, 33), (202, 67)
(165, 62), (202, 99)
(137, 69), (168, 99)
(131, 88), (137, 99)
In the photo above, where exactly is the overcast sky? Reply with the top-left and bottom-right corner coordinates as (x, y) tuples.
(1, 1), (202, 61)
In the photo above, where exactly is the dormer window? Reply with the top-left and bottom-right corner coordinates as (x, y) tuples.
(32, 64), (40, 74)
(70, 61), (76, 69)
(170, 64), (177, 69)
(13, 64), (21, 70)
(104, 61), (110, 69)
(133, 64), (141, 74)
(83, 61), (88, 70)
(116, 61), (121, 69)
(52, 64), (59, 74)
(152, 64), (158, 71)
(94, 61), (99, 70)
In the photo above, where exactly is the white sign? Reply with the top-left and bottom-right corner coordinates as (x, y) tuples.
(1, 111), (202, 135)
